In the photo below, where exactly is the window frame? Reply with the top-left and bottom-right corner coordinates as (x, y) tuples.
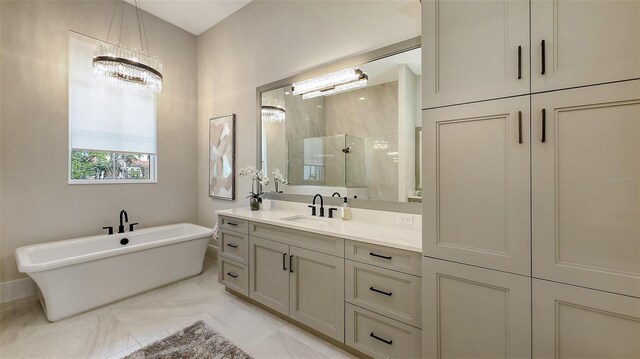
(68, 149), (158, 185)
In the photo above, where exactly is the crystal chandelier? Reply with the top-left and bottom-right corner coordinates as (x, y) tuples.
(93, 0), (163, 93)
(261, 105), (286, 123)
(292, 67), (368, 100)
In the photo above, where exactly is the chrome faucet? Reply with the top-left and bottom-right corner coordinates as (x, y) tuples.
(308, 194), (325, 217)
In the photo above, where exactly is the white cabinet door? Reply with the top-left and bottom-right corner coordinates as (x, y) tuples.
(423, 0), (529, 108)
(532, 80), (640, 297)
(422, 257), (531, 359)
(532, 0), (640, 93)
(423, 96), (531, 275)
(289, 246), (345, 342)
(248, 236), (290, 315)
(533, 279), (640, 359)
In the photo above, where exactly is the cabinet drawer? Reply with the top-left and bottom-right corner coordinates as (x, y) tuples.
(250, 222), (344, 257)
(346, 260), (421, 328)
(345, 303), (422, 359)
(345, 240), (421, 276)
(219, 230), (248, 265)
(218, 215), (249, 234)
(218, 258), (248, 296)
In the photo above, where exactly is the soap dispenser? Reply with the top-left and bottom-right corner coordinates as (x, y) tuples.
(340, 197), (352, 220)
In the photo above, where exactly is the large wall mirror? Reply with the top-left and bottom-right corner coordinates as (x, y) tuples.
(257, 38), (422, 211)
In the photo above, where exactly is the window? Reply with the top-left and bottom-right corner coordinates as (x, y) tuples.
(68, 32), (157, 184)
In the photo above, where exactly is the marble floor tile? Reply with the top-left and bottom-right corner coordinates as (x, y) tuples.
(279, 324), (357, 359)
(107, 282), (221, 343)
(0, 302), (136, 359)
(102, 344), (141, 359)
(205, 297), (287, 352)
(248, 330), (332, 359)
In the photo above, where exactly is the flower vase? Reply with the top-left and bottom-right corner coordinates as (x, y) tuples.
(275, 181), (279, 193)
(250, 198), (260, 211)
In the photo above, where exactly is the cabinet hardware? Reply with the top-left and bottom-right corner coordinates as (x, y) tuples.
(226, 243), (238, 248)
(227, 272), (238, 278)
(518, 111), (523, 144)
(227, 222), (238, 226)
(289, 255), (294, 273)
(517, 45), (522, 79)
(541, 40), (546, 75)
(541, 108), (547, 143)
(369, 252), (392, 260)
(369, 286), (393, 296)
(370, 332), (393, 345)
(282, 253), (287, 271)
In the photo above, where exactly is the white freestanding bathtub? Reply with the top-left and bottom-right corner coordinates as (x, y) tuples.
(15, 223), (212, 322)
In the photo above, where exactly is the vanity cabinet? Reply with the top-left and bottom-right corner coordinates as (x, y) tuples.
(422, 0), (530, 108)
(423, 95), (531, 276)
(532, 279), (640, 359)
(248, 234), (345, 341)
(531, 0), (640, 93)
(532, 80), (640, 298)
(289, 246), (344, 341)
(249, 236), (290, 316)
(219, 230), (248, 265)
(422, 257), (531, 359)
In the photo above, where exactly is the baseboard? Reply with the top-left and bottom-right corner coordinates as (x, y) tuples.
(205, 244), (218, 260)
(0, 277), (37, 304)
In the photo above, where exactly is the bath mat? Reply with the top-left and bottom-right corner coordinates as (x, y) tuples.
(124, 320), (253, 359)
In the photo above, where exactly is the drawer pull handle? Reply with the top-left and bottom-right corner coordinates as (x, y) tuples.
(282, 253), (287, 271)
(227, 272), (238, 278)
(370, 332), (393, 345)
(369, 252), (392, 260)
(370, 286), (392, 296)
(289, 255), (294, 273)
(226, 243), (238, 248)
(227, 222), (239, 226)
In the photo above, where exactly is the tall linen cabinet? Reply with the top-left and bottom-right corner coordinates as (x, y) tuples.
(422, 1), (640, 358)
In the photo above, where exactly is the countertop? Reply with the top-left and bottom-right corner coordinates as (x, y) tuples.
(216, 205), (422, 253)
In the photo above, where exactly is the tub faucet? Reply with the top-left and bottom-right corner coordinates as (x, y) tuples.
(118, 210), (128, 234)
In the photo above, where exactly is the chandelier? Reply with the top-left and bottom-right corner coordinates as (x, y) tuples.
(93, 0), (163, 93)
(261, 105), (286, 123)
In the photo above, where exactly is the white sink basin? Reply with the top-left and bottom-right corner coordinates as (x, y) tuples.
(280, 215), (331, 225)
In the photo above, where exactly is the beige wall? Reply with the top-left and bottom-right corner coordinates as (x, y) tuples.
(197, 0), (421, 228)
(0, 1), (198, 283)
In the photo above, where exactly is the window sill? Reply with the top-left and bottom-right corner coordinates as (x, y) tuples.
(68, 179), (158, 185)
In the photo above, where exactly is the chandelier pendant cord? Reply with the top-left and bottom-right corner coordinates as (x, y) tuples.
(105, 0), (147, 53)
(134, 0), (145, 53)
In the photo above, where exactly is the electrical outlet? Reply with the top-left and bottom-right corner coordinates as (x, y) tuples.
(398, 214), (414, 225)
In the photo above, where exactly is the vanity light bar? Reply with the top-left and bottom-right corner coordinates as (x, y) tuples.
(301, 76), (368, 100)
(292, 67), (368, 98)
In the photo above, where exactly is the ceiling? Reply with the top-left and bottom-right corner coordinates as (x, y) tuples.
(124, 0), (253, 35)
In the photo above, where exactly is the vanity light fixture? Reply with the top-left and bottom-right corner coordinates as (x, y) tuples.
(292, 67), (368, 100)
(93, 0), (163, 94)
(261, 105), (286, 123)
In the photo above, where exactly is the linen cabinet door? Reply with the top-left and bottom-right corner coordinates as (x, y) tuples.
(289, 246), (344, 342)
(422, 0), (529, 108)
(248, 236), (290, 316)
(532, 80), (640, 297)
(533, 279), (640, 359)
(422, 257), (531, 359)
(423, 96), (531, 275)
(531, 0), (640, 92)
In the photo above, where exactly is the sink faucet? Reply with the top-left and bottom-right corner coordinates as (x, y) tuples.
(118, 210), (128, 234)
(309, 194), (325, 217)
(332, 192), (341, 198)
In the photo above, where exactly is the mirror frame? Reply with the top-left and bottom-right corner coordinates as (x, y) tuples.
(256, 36), (422, 214)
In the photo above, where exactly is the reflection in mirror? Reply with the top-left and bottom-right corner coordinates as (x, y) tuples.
(261, 47), (422, 203)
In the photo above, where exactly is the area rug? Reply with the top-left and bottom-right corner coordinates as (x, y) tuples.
(124, 320), (253, 359)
